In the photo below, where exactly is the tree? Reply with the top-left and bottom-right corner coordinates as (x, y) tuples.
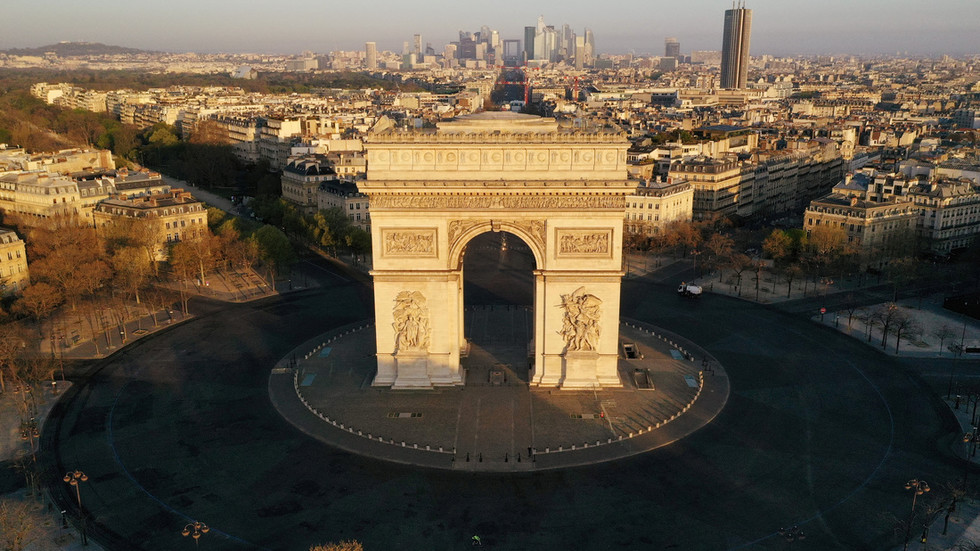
(841, 293), (862, 331)
(310, 542), (364, 551)
(148, 126), (179, 147)
(0, 321), (27, 392)
(26, 217), (108, 310)
(727, 253), (752, 296)
(884, 257), (920, 302)
(111, 246), (153, 304)
(0, 498), (43, 551)
(872, 303), (903, 350)
(14, 282), (62, 337)
(253, 225), (296, 290)
(780, 264), (803, 299)
(934, 324), (958, 357)
(103, 216), (164, 274)
(704, 233), (735, 281)
(762, 229), (793, 266)
(345, 227), (372, 263)
(890, 312), (922, 355)
(167, 241), (198, 314)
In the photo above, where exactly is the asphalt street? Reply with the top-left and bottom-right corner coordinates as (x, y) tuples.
(39, 250), (977, 550)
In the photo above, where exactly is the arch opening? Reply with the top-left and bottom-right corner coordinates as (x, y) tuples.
(460, 231), (536, 385)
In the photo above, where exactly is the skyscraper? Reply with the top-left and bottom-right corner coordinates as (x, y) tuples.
(524, 26), (536, 62)
(365, 42), (377, 70)
(665, 37), (680, 59)
(720, 2), (752, 89)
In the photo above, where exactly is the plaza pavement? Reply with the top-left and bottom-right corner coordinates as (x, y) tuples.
(269, 310), (729, 472)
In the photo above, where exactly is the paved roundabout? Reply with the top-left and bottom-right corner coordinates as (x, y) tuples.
(42, 262), (967, 550)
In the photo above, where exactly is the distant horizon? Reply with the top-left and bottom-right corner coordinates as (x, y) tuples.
(3, 1), (979, 58)
(4, 39), (979, 60)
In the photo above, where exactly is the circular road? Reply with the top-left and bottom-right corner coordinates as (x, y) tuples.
(43, 261), (965, 550)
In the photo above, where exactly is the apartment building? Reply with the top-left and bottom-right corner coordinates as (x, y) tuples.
(0, 228), (29, 295)
(281, 155), (337, 214)
(93, 189), (207, 261)
(624, 179), (694, 235)
(908, 179), (980, 254)
(0, 172), (84, 224)
(804, 193), (917, 268)
(668, 156), (741, 221)
(317, 180), (370, 229)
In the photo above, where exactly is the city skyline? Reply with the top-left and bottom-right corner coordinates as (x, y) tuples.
(2, 0), (979, 57)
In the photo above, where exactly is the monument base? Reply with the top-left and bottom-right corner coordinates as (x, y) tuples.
(561, 350), (601, 389)
(391, 352), (433, 389)
(374, 352), (464, 389)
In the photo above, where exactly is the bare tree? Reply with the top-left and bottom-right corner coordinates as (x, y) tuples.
(872, 303), (902, 350)
(841, 293), (861, 331)
(727, 253), (752, 296)
(0, 497), (44, 551)
(781, 264), (803, 299)
(935, 324), (958, 357)
(891, 312), (923, 355)
(704, 233), (735, 281)
(0, 321), (27, 393)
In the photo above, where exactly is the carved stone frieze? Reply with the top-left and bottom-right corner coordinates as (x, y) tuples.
(372, 194), (626, 210)
(382, 229), (436, 256)
(557, 229), (612, 256)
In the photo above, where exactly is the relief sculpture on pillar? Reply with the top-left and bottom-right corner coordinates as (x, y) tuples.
(393, 291), (431, 352)
(557, 287), (602, 352)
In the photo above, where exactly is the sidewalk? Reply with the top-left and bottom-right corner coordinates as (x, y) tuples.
(895, 396), (980, 551)
(810, 293), (979, 358)
(1, 382), (105, 550)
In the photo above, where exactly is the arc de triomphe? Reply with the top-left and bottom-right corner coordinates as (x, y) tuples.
(360, 112), (633, 390)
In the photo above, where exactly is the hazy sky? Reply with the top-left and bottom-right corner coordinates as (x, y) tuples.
(2, 0), (978, 56)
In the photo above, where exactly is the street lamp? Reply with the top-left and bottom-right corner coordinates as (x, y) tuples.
(904, 479), (930, 551)
(64, 470), (89, 546)
(182, 521), (210, 548)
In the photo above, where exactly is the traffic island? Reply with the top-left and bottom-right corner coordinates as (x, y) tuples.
(269, 318), (729, 472)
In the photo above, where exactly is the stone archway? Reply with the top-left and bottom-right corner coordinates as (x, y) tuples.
(360, 112), (633, 390)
